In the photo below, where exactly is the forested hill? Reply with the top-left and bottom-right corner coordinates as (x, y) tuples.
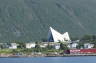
(0, 0), (96, 42)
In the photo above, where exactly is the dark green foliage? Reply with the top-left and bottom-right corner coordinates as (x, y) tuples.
(80, 35), (96, 44)
(71, 37), (79, 41)
(93, 45), (96, 48)
(76, 42), (84, 49)
(11, 49), (19, 54)
(34, 42), (42, 52)
(0, 44), (4, 49)
(35, 44), (40, 49)
(81, 35), (94, 41)
(0, 0), (96, 42)
(46, 43), (54, 50)
(17, 42), (26, 49)
(60, 43), (69, 50)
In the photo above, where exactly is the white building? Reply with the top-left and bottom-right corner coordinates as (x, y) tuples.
(54, 43), (60, 49)
(84, 43), (94, 49)
(40, 43), (48, 48)
(68, 43), (78, 49)
(48, 27), (71, 42)
(9, 43), (17, 49)
(26, 43), (36, 48)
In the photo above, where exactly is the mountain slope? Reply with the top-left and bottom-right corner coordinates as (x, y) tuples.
(0, 0), (96, 42)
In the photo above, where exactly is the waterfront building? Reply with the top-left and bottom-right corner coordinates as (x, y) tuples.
(70, 49), (96, 54)
(84, 43), (94, 49)
(26, 43), (36, 48)
(54, 43), (60, 49)
(48, 27), (71, 42)
(68, 43), (78, 49)
(9, 43), (17, 49)
(40, 43), (48, 48)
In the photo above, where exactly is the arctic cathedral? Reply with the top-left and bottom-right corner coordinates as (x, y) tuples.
(48, 27), (71, 42)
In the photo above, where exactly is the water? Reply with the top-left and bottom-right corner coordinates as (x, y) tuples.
(0, 56), (96, 63)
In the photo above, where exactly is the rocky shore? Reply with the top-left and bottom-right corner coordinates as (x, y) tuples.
(0, 53), (96, 58)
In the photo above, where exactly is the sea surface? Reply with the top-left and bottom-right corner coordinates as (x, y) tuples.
(0, 56), (96, 63)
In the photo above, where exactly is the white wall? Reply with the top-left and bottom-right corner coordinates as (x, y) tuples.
(26, 43), (36, 48)
(9, 43), (17, 49)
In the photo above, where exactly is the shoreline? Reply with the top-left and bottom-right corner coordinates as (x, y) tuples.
(0, 54), (96, 58)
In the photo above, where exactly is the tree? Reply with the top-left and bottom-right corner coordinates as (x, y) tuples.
(81, 35), (92, 41)
(60, 43), (69, 50)
(93, 44), (96, 48)
(0, 44), (4, 49)
(46, 43), (53, 50)
(80, 35), (96, 47)
(76, 42), (84, 49)
(34, 42), (42, 52)
(71, 37), (79, 41)
(81, 35), (96, 42)
(11, 49), (19, 54)
(16, 42), (26, 49)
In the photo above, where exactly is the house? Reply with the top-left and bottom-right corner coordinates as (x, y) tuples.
(9, 43), (17, 49)
(54, 43), (60, 49)
(48, 27), (71, 42)
(40, 42), (60, 49)
(84, 43), (94, 49)
(68, 43), (78, 49)
(40, 43), (48, 48)
(26, 43), (36, 48)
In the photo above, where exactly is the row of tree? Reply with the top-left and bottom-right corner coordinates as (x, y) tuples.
(72, 35), (96, 49)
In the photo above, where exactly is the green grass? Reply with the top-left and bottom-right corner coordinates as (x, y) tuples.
(0, 48), (64, 54)
(0, 49), (13, 54)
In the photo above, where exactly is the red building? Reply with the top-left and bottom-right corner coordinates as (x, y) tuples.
(70, 49), (96, 54)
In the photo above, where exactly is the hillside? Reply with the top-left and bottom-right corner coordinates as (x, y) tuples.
(0, 0), (96, 42)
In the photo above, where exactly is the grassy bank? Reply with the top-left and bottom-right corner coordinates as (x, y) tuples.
(0, 48), (63, 55)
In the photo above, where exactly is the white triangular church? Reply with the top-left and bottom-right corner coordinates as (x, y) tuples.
(48, 27), (71, 42)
